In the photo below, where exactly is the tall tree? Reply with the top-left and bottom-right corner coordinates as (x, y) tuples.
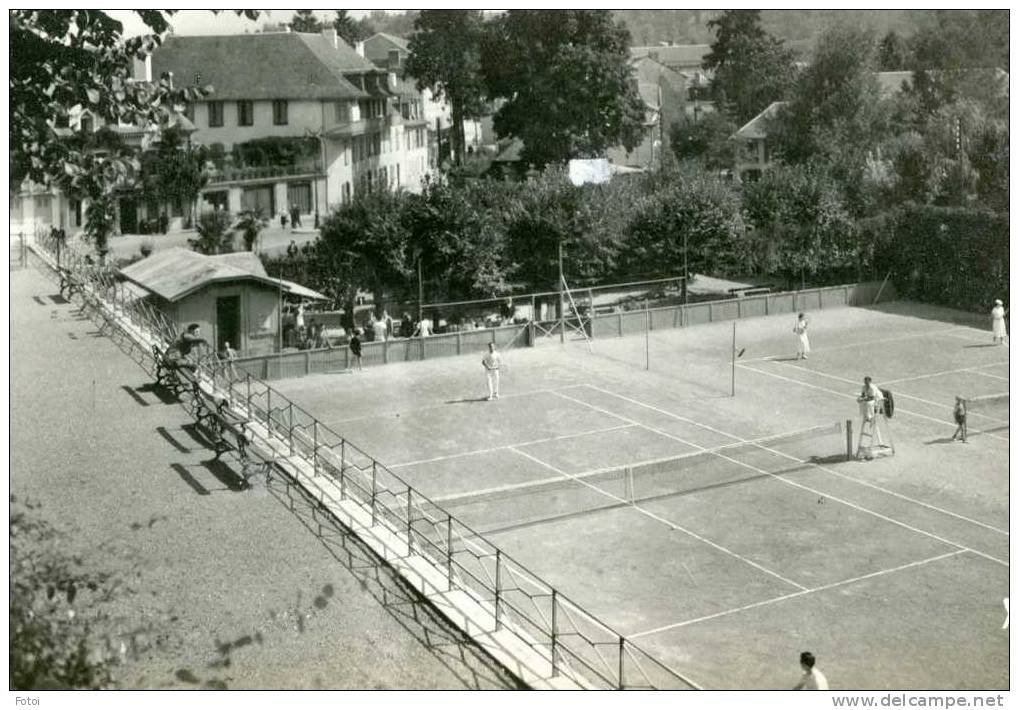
(703, 10), (796, 124)
(877, 31), (911, 71)
(333, 10), (372, 46)
(481, 10), (646, 167)
(290, 10), (322, 33)
(405, 11), (488, 166)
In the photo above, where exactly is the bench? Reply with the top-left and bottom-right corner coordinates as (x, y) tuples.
(58, 267), (84, 301)
(152, 343), (187, 395)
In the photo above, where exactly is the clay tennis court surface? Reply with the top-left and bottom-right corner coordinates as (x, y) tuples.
(272, 301), (1009, 689)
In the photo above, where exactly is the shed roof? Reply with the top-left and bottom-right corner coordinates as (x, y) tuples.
(118, 248), (327, 302)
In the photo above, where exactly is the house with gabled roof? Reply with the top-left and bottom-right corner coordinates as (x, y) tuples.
(151, 28), (432, 222)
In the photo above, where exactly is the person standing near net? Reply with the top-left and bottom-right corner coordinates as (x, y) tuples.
(857, 375), (888, 452)
(793, 313), (810, 360)
(482, 342), (502, 400)
(991, 299), (1008, 345)
(792, 652), (829, 690)
(348, 328), (363, 372)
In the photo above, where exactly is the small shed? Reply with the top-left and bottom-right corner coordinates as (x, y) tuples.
(118, 248), (326, 356)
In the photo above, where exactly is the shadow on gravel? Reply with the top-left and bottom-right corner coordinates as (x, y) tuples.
(199, 458), (247, 493)
(135, 383), (179, 405)
(169, 463), (210, 496)
(264, 474), (525, 690)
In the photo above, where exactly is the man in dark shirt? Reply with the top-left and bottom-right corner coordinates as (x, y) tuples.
(175, 323), (208, 372)
(348, 329), (363, 372)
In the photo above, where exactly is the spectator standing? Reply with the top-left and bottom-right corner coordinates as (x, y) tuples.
(280, 210), (288, 230)
(222, 341), (239, 381)
(290, 204), (301, 229)
(991, 299), (1008, 345)
(400, 313), (414, 339)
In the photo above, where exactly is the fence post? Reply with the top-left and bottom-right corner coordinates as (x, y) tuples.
(267, 388), (272, 437)
(550, 589), (558, 676)
(406, 488), (414, 554)
(618, 636), (625, 690)
(312, 421), (319, 476)
(617, 312), (623, 337)
(844, 284), (850, 306)
(456, 330), (462, 355)
(304, 351), (310, 375)
(370, 461), (378, 527)
(446, 514), (454, 591)
(287, 402), (294, 455)
(494, 549), (502, 631)
(383, 338), (389, 364)
(846, 419), (853, 461)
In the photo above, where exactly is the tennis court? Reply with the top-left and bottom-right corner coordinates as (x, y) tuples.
(270, 301), (1009, 689)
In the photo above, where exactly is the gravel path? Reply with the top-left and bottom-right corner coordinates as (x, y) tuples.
(10, 259), (520, 690)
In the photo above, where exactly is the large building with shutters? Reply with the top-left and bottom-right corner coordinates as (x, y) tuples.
(151, 28), (432, 223)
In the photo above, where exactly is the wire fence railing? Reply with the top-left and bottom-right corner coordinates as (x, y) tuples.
(30, 231), (702, 691)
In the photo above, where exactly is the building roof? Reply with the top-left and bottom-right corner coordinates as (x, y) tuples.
(118, 247), (327, 302)
(362, 32), (410, 67)
(631, 44), (712, 69)
(733, 101), (787, 140)
(151, 33), (378, 101)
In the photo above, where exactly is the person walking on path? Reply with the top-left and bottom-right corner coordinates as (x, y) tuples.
(222, 341), (239, 382)
(991, 299), (1008, 345)
(279, 210), (288, 231)
(794, 313), (810, 360)
(482, 342), (502, 400)
(348, 329), (363, 372)
(792, 652), (829, 690)
(290, 204), (301, 230)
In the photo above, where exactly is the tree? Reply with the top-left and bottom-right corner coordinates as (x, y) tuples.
(141, 126), (208, 229)
(481, 10), (646, 167)
(669, 112), (737, 170)
(743, 162), (858, 286)
(702, 10), (796, 124)
(290, 10), (322, 33)
(234, 210), (267, 252)
(332, 11), (374, 46)
(188, 210), (232, 255)
(10, 10), (258, 256)
(405, 10), (488, 167)
(877, 31), (911, 71)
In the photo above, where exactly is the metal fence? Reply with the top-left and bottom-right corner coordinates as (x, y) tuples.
(29, 233), (701, 691)
(590, 281), (896, 339)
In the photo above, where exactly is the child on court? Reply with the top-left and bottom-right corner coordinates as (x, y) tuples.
(348, 329), (363, 372)
(793, 313), (810, 360)
(952, 396), (967, 442)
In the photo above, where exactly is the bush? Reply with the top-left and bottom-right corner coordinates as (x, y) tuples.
(139, 239), (154, 258)
(865, 204), (1009, 312)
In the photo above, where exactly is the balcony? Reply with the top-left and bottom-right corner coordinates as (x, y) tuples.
(206, 162), (325, 185)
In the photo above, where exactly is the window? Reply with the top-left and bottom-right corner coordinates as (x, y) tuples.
(54, 113), (69, 129)
(334, 101), (349, 123)
(342, 182), (351, 204)
(272, 99), (288, 126)
(395, 163), (400, 187)
(80, 115), (94, 134)
(208, 101), (224, 127)
(237, 100), (254, 127)
(379, 166), (387, 187)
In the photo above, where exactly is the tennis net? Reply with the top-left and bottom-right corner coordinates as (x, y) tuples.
(438, 422), (848, 532)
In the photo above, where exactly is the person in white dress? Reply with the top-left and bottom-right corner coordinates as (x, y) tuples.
(793, 313), (810, 360)
(991, 299), (1008, 345)
(482, 343), (502, 400)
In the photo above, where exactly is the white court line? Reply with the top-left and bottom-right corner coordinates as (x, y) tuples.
(774, 361), (1009, 426)
(740, 326), (976, 363)
(574, 384), (1010, 559)
(507, 446), (808, 592)
(882, 363), (1011, 385)
(630, 550), (968, 639)
(389, 423), (637, 469)
(737, 362), (1009, 442)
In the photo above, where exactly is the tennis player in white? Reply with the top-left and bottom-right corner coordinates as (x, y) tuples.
(794, 313), (810, 359)
(482, 342), (502, 400)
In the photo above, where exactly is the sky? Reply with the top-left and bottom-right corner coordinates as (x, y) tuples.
(106, 9), (382, 38)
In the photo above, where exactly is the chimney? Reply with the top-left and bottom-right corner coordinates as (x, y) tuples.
(322, 28), (338, 48)
(131, 55), (152, 82)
